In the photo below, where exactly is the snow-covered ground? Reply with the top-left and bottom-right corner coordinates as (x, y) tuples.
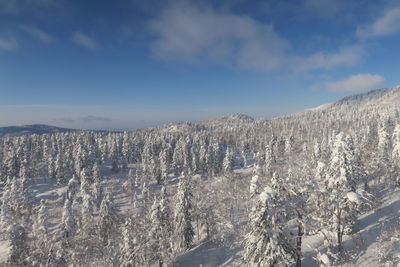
(1, 166), (399, 266)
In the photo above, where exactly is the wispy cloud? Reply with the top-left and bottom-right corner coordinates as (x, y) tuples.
(357, 7), (400, 39)
(293, 45), (364, 71)
(72, 32), (100, 49)
(149, 1), (289, 71)
(0, 37), (18, 51)
(57, 115), (112, 123)
(326, 73), (384, 92)
(149, 1), (369, 73)
(20, 25), (54, 43)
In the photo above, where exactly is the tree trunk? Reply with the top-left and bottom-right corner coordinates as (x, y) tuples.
(296, 212), (303, 267)
(337, 209), (342, 253)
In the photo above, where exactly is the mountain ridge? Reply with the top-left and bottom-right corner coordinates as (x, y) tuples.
(2, 86), (400, 135)
(0, 124), (76, 138)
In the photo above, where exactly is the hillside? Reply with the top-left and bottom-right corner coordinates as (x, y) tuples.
(0, 124), (76, 138)
(301, 85), (400, 115)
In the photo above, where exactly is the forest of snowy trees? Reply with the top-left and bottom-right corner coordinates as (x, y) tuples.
(1, 86), (400, 266)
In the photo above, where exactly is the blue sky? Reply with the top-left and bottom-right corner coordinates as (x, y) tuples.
(1, 0), (400, 129)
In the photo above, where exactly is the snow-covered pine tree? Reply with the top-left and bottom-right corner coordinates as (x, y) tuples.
(148, 186), (173, 266)
(0, 179), (13, 234)
(142, 181), (149, 200)
(55, 152), (67, 185)
(160, 148), (170, 184)
(205, 145), (215, 177)
(324, 132), (359, 253)
(244, 186), (294, 266)
(191, 145), (199, 174)
(60, 196), (76, 240)
(265, 144), (275, 177)
(392, 124), (400, 186)
(121, 217), (145, 267)
(223, 147), (235, 174)
(97, 194), (120, 246)
(66, 175), (79, 201)
(249, 164), (261, 198)
(92, 162), (103, 208)
(80, 169), (95, 233)
(174, 175), (194, 253)
(32, 199), (50, 265)
(149, 198), (165, 266)
(1, 178), (32, 226)
(7, 223), (29, 266)
(4, 150), (19, 180)
(33, 199), (48, 237)
(377, 122), (391, 183)
(159, 186), (173, 245)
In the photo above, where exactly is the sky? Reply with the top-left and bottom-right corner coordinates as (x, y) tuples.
(1, 0), (400, 129)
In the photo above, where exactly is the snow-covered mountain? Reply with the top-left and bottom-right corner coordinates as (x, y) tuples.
(157, 114), (255, 133)
(211, 114), (255, 124)
(287, 85), (400, 121)
(316, 85), (400, 111)
(0, 124), (76, 138)
(197, 113), (255, 129)
(333, 86), (400, 107)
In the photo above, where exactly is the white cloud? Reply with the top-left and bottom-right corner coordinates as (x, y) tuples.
(0, 37), (18, 51)
(20, 25), (54, 43)
(326, 73), (384, 92)
(72, 32), (99, 49)
(357, 7), (400, 39)
(57, 115), (112, 123)
(149, 2), (289, 71)
(293, 45), (364, 71)
(149, 2), (367, 72)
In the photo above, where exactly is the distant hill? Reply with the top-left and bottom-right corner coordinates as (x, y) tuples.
(287, 85), (400, 119)
(4, 86), (399, 138)
(157, 113), (256, 133)
(0, 124), (76, 138)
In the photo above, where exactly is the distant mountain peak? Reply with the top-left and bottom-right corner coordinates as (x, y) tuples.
(0, 124), (76, 138)
(313, 85), (400, 110)
(218, 114), (255, 122)
(332, 85), (400, 107)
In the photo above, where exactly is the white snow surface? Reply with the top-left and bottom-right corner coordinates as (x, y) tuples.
(346, 191), (363, 205)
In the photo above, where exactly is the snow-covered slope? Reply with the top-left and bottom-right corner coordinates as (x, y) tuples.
(284, 85), (400, 121)
(0, 124), (76, 138)
(333, 86), (399, 107)
(316, 85), (400, 112)
(157, 114), (256, 133)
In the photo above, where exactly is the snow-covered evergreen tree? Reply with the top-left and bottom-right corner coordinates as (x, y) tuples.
(223, 147), (235, 174)
(97, 194), (120, 246)
(33, 199), (48, 237)
(265, 145), (275, 176)
(92, 162), (103, 208)
(148, 186), (173, 266)
(174, 176), (194, 252)
(60, 196), (76, 240)
(79, 167), (96, 233)
(244, 186), (294, 266)
(249, 164), (261, 198)
(323, 132), (359, 252)
(66, 175), (79, 201)
(0, 179), (13, 232)
(7, 223), (29, 266)
(392, 124), (400, 186)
